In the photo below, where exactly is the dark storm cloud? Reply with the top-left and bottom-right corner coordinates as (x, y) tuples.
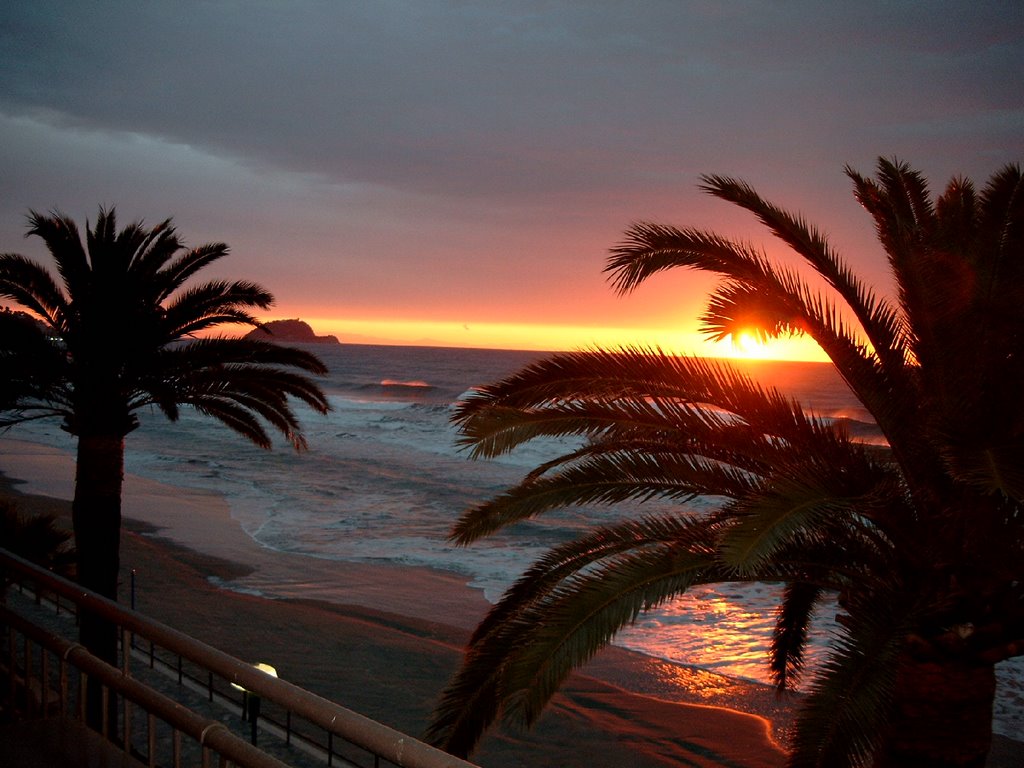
(0, 1), (1022, 335)
(3, 1), (1020, 202)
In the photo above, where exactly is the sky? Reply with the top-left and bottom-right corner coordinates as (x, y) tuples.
(1, 2), (1022, 360)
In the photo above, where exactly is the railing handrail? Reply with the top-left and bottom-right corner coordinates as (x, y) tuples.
(1, 605), (290, 768)
(0, 547), (480, 768)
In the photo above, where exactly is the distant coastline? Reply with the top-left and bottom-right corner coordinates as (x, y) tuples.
(244, 319), (340, 344)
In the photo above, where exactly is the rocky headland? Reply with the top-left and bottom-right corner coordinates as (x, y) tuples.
(243, 319), (340, 344)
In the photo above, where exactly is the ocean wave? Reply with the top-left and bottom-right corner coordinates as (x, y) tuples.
(379, 378), (433, 389)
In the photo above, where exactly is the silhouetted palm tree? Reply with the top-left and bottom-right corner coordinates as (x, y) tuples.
(426, 159), (1024, 768)
(0, 209), (330, 677)
(0, 500), (76, 581)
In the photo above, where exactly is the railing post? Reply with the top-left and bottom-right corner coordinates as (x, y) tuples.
(250, 694), (261, 745)
(7, 624), (14, 710)
(78, 670), (87, 721)
(41, 649), (50, 714)
(23, 633), (32, 715)
(102, 686), (110, 738)
(59, 654), (68, 716)
(120, 625), (131, 749)
(147, 712), (156, 767)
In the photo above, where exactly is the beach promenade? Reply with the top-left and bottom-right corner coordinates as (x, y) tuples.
(1, 567), (471, 768)
(0, 525), (785, 768)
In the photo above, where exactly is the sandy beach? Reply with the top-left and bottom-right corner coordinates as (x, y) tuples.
(1, 438), (1021, 767)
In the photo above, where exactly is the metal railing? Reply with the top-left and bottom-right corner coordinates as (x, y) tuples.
(0, 548), (480, 768)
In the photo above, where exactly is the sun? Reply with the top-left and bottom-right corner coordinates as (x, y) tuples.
(732, 330), (772, 359)
(702, 330), (829, 362)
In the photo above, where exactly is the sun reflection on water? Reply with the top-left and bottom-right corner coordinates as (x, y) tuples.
(649, 662), (737, 700)
(616, 583), (835, 688)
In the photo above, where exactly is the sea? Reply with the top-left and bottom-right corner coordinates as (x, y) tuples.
(7, 343), (1023, 740)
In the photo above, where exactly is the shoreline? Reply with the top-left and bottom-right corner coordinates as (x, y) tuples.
(0, 438), (788, 766)
(1, 437), (1021, 766)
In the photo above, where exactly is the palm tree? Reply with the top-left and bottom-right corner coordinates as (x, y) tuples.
(0, 209), (330, 677)
(425, 159), (1024, 768)
(0, 500), (76, 581)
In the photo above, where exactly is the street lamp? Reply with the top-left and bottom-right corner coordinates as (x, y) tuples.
(232, 662), (278, 745)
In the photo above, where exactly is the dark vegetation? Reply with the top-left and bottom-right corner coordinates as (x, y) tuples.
(427, 159), (1024, 768)
(0, 209), (330, 727)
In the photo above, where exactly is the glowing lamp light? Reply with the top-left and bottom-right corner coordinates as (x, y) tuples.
(231, 662), (278, 691)
(255, 662), (278, 678)
(232, 662), (279, 745)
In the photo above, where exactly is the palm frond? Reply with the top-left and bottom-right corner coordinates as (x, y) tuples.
(604, 222), (919, 449)
(470, 513), (722, 643)
(786, 592), (913, 768)
(168, 378), (318, 449)
(516, 423), (773, 485)
(934, 176), (977, 251)
(85, 207), (118, 256)
(770, 581), (823, 692)
(718, 450), (902, 573)
(606, 223), (779, 294)
(427, 525), (729, 756)
(451, 451), (749, 544)
(942, 443), (1024, 502)
(0, 254), (69, 329)
(156, 242), (232, 299)
(126, 218), (180, 278)
(4, 209), (329, 454)
(458, 388), (780, 463)
(460, 347), (793, 430)
(0, 501), (76, 577)
(161, 281), (276, 338)
(0, 311), (71, 413)
(845, 161), (941, 350)
(876, 158), (936, 236)
(700, 279), (803, 341)
(159, 337), (329, 377)
(26, 209), (90, 299)
(977, 163), (1023, 271)
(186, 396), (276, 449)
(700, 173), (908, 371)
(505, 547), (728, 719)
(452, 344), (905, 549)
(94, 212), (149, 277)
(131, 342), (329, 450)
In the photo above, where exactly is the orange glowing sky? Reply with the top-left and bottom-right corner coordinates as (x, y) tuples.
(1, 4), (1020, 361)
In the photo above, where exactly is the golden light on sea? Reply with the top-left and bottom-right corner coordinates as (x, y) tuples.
(270, 314), (831, 362)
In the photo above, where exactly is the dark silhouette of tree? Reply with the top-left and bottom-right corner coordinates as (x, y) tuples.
(426, 159), (1024, 768)
(0, 500), (76, 581)
(0, 208), (330, 724)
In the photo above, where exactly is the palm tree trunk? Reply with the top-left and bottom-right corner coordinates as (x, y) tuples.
(71, 432), (124, 732)
(874, 653), (996, 768)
